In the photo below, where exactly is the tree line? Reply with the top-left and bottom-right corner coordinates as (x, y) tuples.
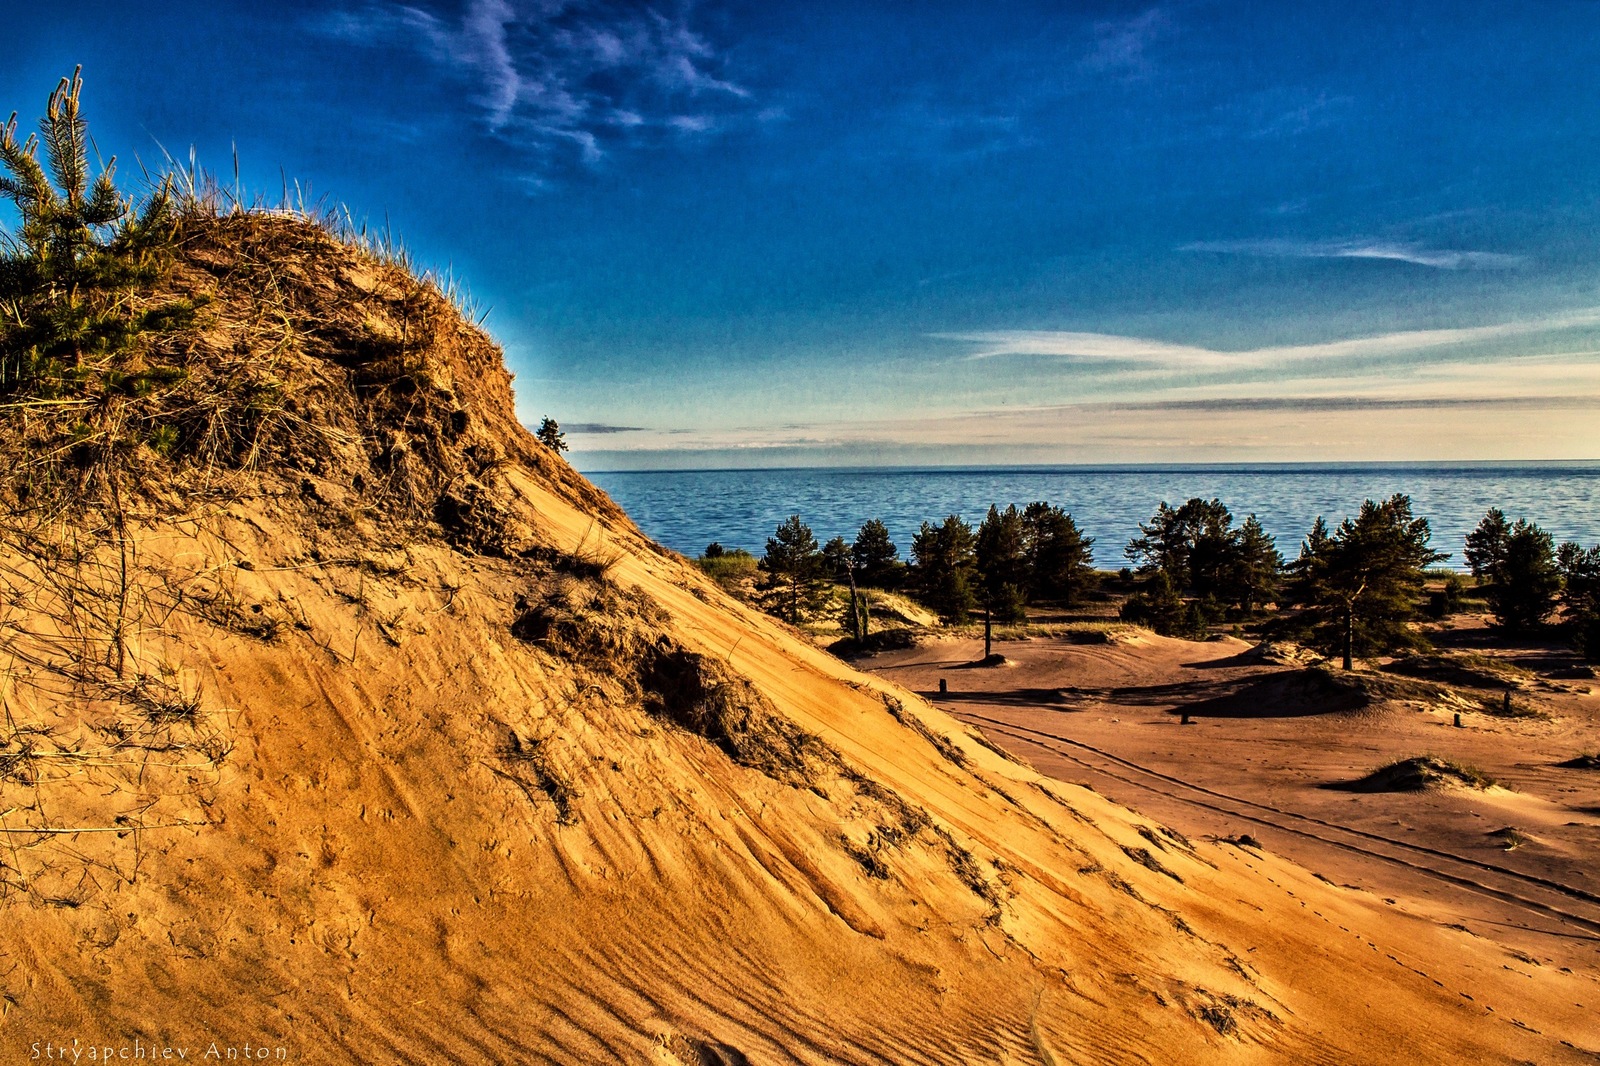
(715, 494), (1600, 666)
(1117, 494), (1600, 666)
(755, 503), (1097, 627)
(1463, 508), (1600, 659)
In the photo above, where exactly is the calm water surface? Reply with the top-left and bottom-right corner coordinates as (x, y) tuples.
(585, 464), (1600, 569)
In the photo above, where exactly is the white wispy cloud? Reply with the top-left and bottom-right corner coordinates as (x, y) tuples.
(315, 0), (755, 163)
(940, 321), (1568, 368)
(1081, 8), (1171, 79)
(937, 310), (1600, 379)
(944, 331), (1224, 366)
(1181, 237), (1525, 270)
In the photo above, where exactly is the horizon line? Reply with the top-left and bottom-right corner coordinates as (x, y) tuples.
(575, 458), (1600, 475)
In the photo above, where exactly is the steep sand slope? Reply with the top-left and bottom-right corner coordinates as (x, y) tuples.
(0, 216), (1593, 1064)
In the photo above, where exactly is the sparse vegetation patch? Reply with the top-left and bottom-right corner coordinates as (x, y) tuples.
(1337, 756), (1497, 793)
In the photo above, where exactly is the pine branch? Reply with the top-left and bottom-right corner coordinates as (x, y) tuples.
(42, 67), (88, 208)
(83, 168), (123, 228)
(0, 116), (55, 236)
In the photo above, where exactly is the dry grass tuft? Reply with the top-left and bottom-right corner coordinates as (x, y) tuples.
(640, 646), (836, 789)
(881, 692), (969, 768)
(499, 731), (580, 826)
(931, 824), (1003, 921)
(1, 204), (542, 569)
(510, 569), (835, 789)
(1121, 845), (1185, 884)
(840, 834), (892, 880)
(126, 674), (202, 725)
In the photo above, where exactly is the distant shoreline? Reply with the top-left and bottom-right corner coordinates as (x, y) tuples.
(586, 464), (1600, 567)
(578, 459), (1600, 476)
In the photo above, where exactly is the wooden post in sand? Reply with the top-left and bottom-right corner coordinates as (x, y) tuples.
(1343, 603), (1355, 671)
(984, 602), (993, 660)
(939, 678), (948, 694)
(846, 566), (867, 642)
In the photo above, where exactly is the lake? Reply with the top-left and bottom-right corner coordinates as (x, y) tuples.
(584, 463), (1600, 569)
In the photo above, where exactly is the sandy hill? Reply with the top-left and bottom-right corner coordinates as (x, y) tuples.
(0, 214), (1593, 1064)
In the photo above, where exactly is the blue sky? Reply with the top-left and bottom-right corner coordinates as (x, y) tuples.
(8, 1), (1600, 467)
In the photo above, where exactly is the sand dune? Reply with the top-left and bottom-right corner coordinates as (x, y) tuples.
(1, 216), (1595, 1063)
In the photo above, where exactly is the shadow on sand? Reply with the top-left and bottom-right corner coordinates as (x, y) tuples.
(921, 687), (1086, 710)
(1178, 649), (1271, 671)
(1165, 669), (1370, 720)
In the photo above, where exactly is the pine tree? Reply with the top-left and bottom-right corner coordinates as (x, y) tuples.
(1557, 541), (1600, 661)
(910, 514), (976, 623)
(1286, 495), (1446, 668)
(535, 417), (567, 453)
(850, 517), (901, 588)
(763, 514), (821, 622)
(0, 67), (195, 398)
(975, 504), (1028, 627)
(1124, 497), (1279, 628)
(1466, 509), (1559, 632)
(1119, 569), (1206, 638)
(1187, 505), (1242, 605)
(1491, 520), (1560, 631)
(1464, 508), (1510, 579)
(1126, 498), (1233, 590)
(1229, 515), (1283, 615)
(821, 535), (852, 580)
(1021, 501), (1096, 605)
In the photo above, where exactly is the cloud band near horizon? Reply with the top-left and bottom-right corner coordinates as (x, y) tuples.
(1180, 238), (1525, 270)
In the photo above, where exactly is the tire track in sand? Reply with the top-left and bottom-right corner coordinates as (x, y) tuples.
(953, 710), (1600, 940)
